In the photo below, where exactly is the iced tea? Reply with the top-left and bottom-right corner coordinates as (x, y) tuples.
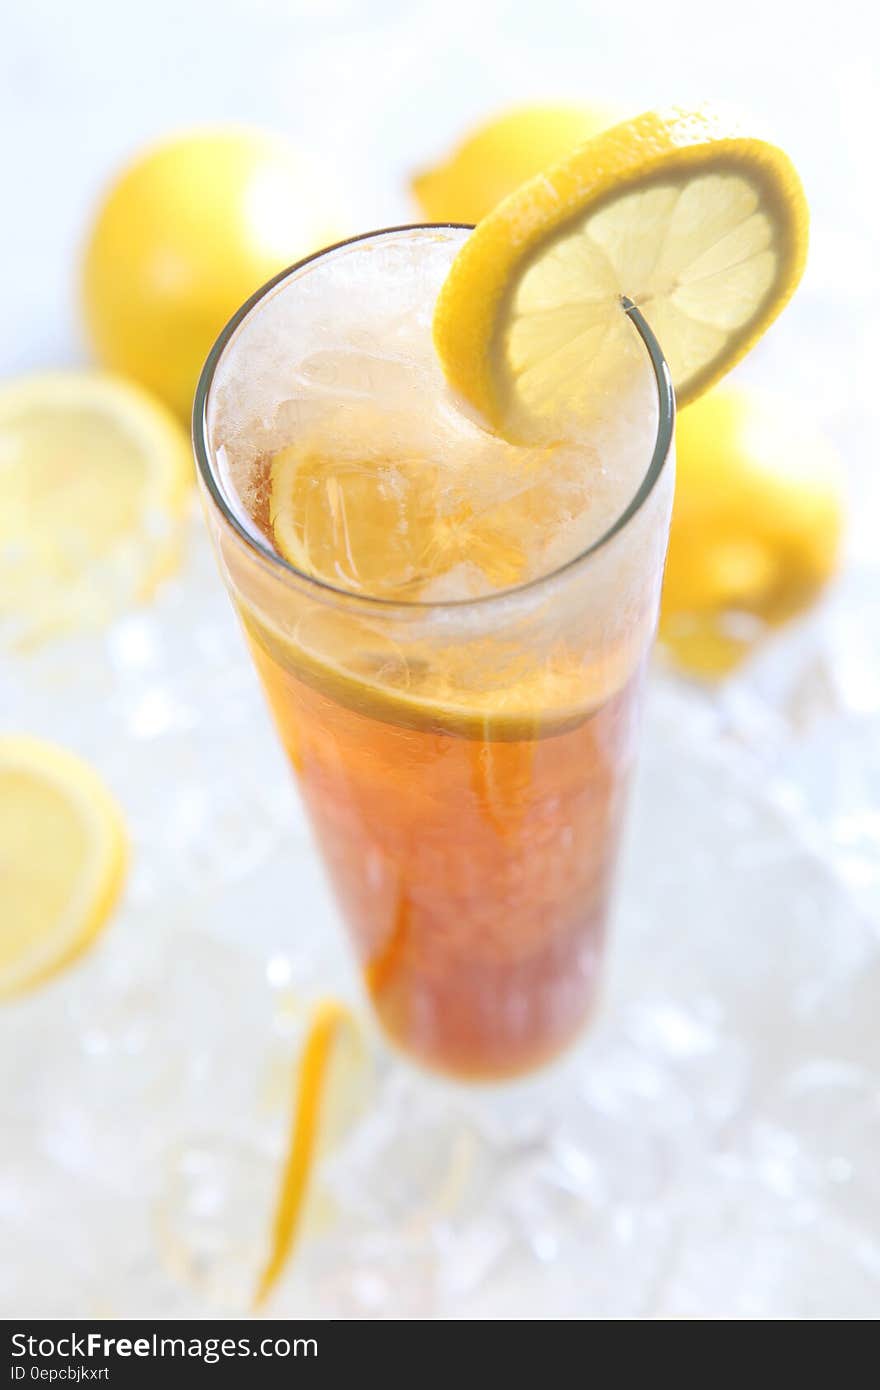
(196, 226), (674, 1080)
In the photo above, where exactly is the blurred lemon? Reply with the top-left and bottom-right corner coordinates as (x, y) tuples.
(661, 386), (844, 676)
(0, 735), (127, 999)
(254, 999), (369, 1308)
(0, 370), (191, 644)
(411, 102), (619, 224)
(82, 128), (344, 419)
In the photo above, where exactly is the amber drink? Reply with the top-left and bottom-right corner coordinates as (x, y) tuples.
(195, 226), (674, 1080)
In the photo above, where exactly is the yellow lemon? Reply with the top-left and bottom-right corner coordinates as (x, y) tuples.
(660, 385), (844, 675)
(82, 128), (344, 420)
(0, 370), (192, 645)
(254, 999), (369, 1309)
(433, 107), (809, 440)
(411, 102), (619, 224)
(0, 736), (127, 999)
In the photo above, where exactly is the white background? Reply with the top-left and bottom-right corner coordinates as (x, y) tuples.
(2, 0), (877, 420)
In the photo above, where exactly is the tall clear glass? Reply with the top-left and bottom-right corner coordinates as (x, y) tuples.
(194, 225), (675, 1082)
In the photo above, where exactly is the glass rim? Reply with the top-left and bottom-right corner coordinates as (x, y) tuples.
(192, 222), (675, 614)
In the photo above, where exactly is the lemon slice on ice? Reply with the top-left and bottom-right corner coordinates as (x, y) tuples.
(0, 735), (127, 998)
(254, 999), (369, 1308)
(0, 370), (191, 643)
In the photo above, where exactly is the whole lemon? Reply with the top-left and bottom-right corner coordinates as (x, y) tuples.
(661, 386), (845, 676)
(81, 128), (344, 419)
(411, 103), (620, 225)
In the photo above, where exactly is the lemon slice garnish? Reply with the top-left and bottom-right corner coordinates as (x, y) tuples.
(433, 107), (808, 440)
(0, 370), (192, 644)
(254, 999), (368, 1308)
(0, 735), (127, 999)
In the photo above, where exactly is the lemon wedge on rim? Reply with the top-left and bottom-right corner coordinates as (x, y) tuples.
(433, 107), (809, 440)
(0, 735), (127, 999)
